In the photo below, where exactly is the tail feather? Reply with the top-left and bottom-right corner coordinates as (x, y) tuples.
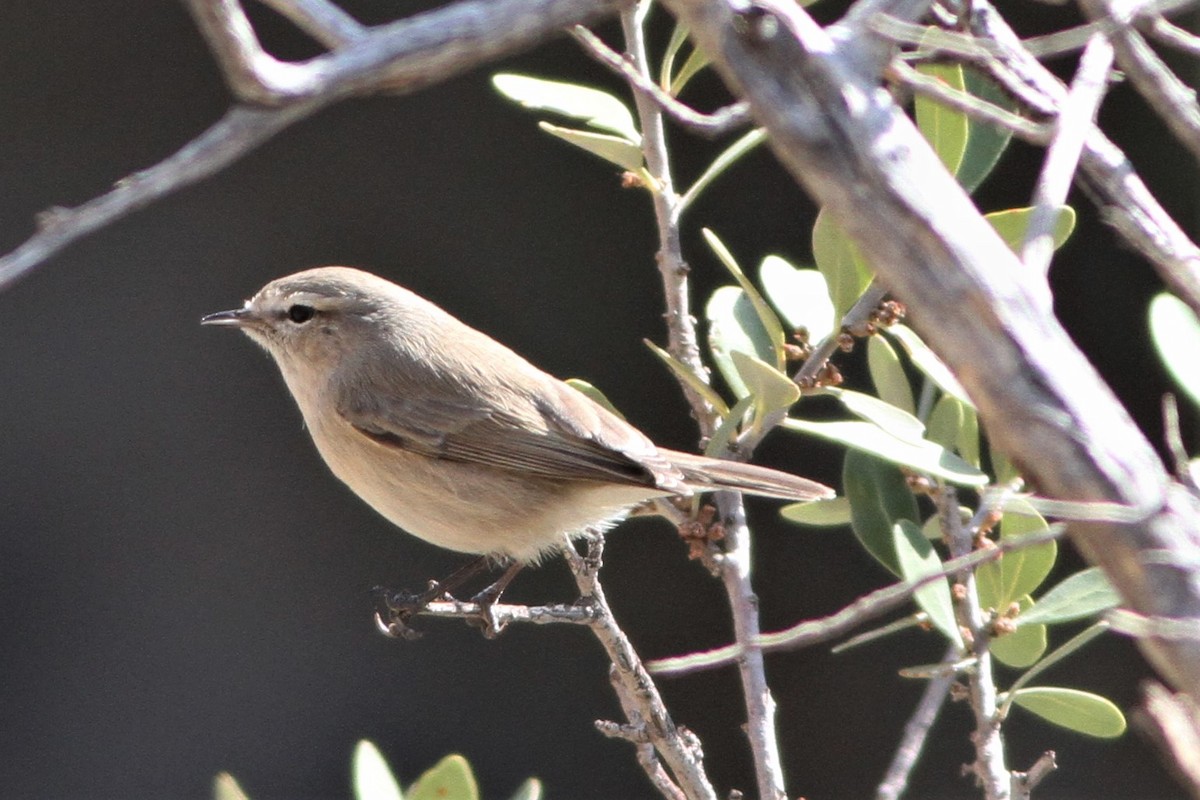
(663, 449), (835, 502)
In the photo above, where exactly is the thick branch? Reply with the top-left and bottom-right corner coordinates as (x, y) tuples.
(660, 0), (1200, 697)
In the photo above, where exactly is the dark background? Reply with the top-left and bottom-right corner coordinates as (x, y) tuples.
(0, 1), (1193, 798)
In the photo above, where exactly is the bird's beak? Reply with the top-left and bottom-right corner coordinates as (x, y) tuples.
(201, 307), (255, 328)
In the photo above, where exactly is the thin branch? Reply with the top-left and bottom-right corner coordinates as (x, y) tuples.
(1011, 752), (1058, 800)
(604, 672), (690, 800)
(1021, 35), (1115, 279)
(648, 526), (1065, 675)
(570, 26), (753, 138)
(564, 537), (718, 800)
(1079, 0), (1200, 166)
(373, 597), (600, 632)
(793, 280), (889, 386)
(874, 644), (957, 800)
(1144, 15), (1200, 57)
(0, 0), (623, 292)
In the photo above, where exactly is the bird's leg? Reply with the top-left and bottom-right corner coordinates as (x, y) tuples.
(467, 560), (526, 639)
(376, 555), (498, 639)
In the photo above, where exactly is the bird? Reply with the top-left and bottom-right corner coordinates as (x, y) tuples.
(203, 267), (833, 612)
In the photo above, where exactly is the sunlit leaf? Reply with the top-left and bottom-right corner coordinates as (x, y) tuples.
(407, 755), (479, 800)
(644, 339), (730, 418)
(1019, 568), (1121, 626)
(867, 336), (916, 416)
(353, 741), (403, 800)
(660, 23), (691, 90)
(885, 324), (972, 406)
(731, 350), (801, 428)
(759, 255), (836, 343)
(538, 122), (644, 171)
(915, 62), (968, 175)
(977, 498), (1056, 611)
(507, 778), (543, 800)
(990, 596), (1047, 668)
(214, 773), (252, 800)
(670, 45), (711, 95)
(926, 394), (964, 452)
(843, 450), (919, 575)
(705, 229), (788, 369)
(781, 495), (853, 526)
(784, 419), (988, 485)
(492, 74), (641, 142)
(894, 520), (963, 646)
(706, 396), (755, 458)
(707, 286), (774, 397)
(817, 387), (925, 443)
(812, 210), (873, 319)
(1007, 687), (1127, 738)
(1150, 292), (1200, 410)
(985, 206), (1076, 255)
(681, 129), (768, 213)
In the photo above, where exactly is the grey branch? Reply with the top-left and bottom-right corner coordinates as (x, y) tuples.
(874, 645), (956, 800)
(1136, 682), (1200, 799)
(0, 0), (623, 293)
(661, 0), (1200, 701)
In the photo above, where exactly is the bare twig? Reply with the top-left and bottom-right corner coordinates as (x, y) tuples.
(373, 597), (600, 633)
(604, 672), (690, 800)
(1079, 0), (1200, 165)
(1144, 15), (1200, 57)
(1011, 752), (1058, 800)
(564, 537), (718, 800)
(940, 486), (1009, 800)
(1020, 35), (1115, 279)
(874, 645), (957, 800)
(570, 26), (753, 138)
(648, 526), (1065, 675)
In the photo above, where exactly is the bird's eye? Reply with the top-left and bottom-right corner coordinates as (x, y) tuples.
(287, 304), (315, 324)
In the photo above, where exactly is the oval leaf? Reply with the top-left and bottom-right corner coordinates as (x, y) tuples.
(986, 206), (1076, 255)
(784, 418), (989, 486)
(565, 378), (624, 419)
(926, 394), (964, 452)
(353, 741), (403, 800)
(1150, 292), (1200, 410)
(707, 286), (774, 398)
(819, 387), (925, 443)
(894, 519), (963, 646)
(976, 499), (1056, 610)
(759, 256), (836, 342)
(867, 336), (916, 416)
(1019, 567), (1121, 626)
(843, 450), (919, 575)
(957, 67), (1016, 193)
(990, 596), (1047, 668)
(1008, 687), (1127, 738)
(705, 230), (787, 369)
(781, 495), (853, 526)
(407, 754), (479, 800)
(492, 74), (640, 142)
(915, 62), (968, 175)
(885, 325), (972, 406)
(644, 339), (730, 418)
(731, 350), (801, 421)
(508, 778), (543, 800)
(812, 210), (873, 319)
(538, 122), (644, 171)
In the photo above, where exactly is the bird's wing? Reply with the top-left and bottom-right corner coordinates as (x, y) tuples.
(335, 365), (677, 488)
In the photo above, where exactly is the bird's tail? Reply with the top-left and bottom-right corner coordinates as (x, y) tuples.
(664, 449), (835, 502)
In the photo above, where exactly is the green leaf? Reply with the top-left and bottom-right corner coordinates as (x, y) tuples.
(670, 45), (711, 96)
(781, 495), (853, 526)
(705, 395), (755, 457)
(784, 418), (989, 486)
(985, 206), (1076, 255)
(407, 755), (479, 800)
(538, 122), (644, 171)
(818, 387), (926, 443)
(812, 210), (873, 319)
(843, 450), (920, 575)
(507, 778), (543, 800)
(759, 256), (836, 342)
(926, 394), (964, 452)
(680, 128), (767, 213)
(990, 596), (1047, 668)
(915, 62), (968, 175)
(957, 401), (981, 468)
(707, 286), (774, 397)
(976, 498), (1056, 611)
(492, 74), (640, 142)
(644, 339), (730, 418)
(731, 350), (801, 427)
(1150, 292), (1200, 410)
(867, 336), (916, 416)
(894, 520), (963, 646)
(704, 229), (787, 369)
(660, 23), (691, 90)
(1007, 687), (1127, 738)
(957, 67), (1016, 193)
(885, 325), (972, 406)
(214, 773), (252, 800)
(353, 741), (403, 800)
(990, 443), (1020, 484)
(1019, 568), (1121, 626)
